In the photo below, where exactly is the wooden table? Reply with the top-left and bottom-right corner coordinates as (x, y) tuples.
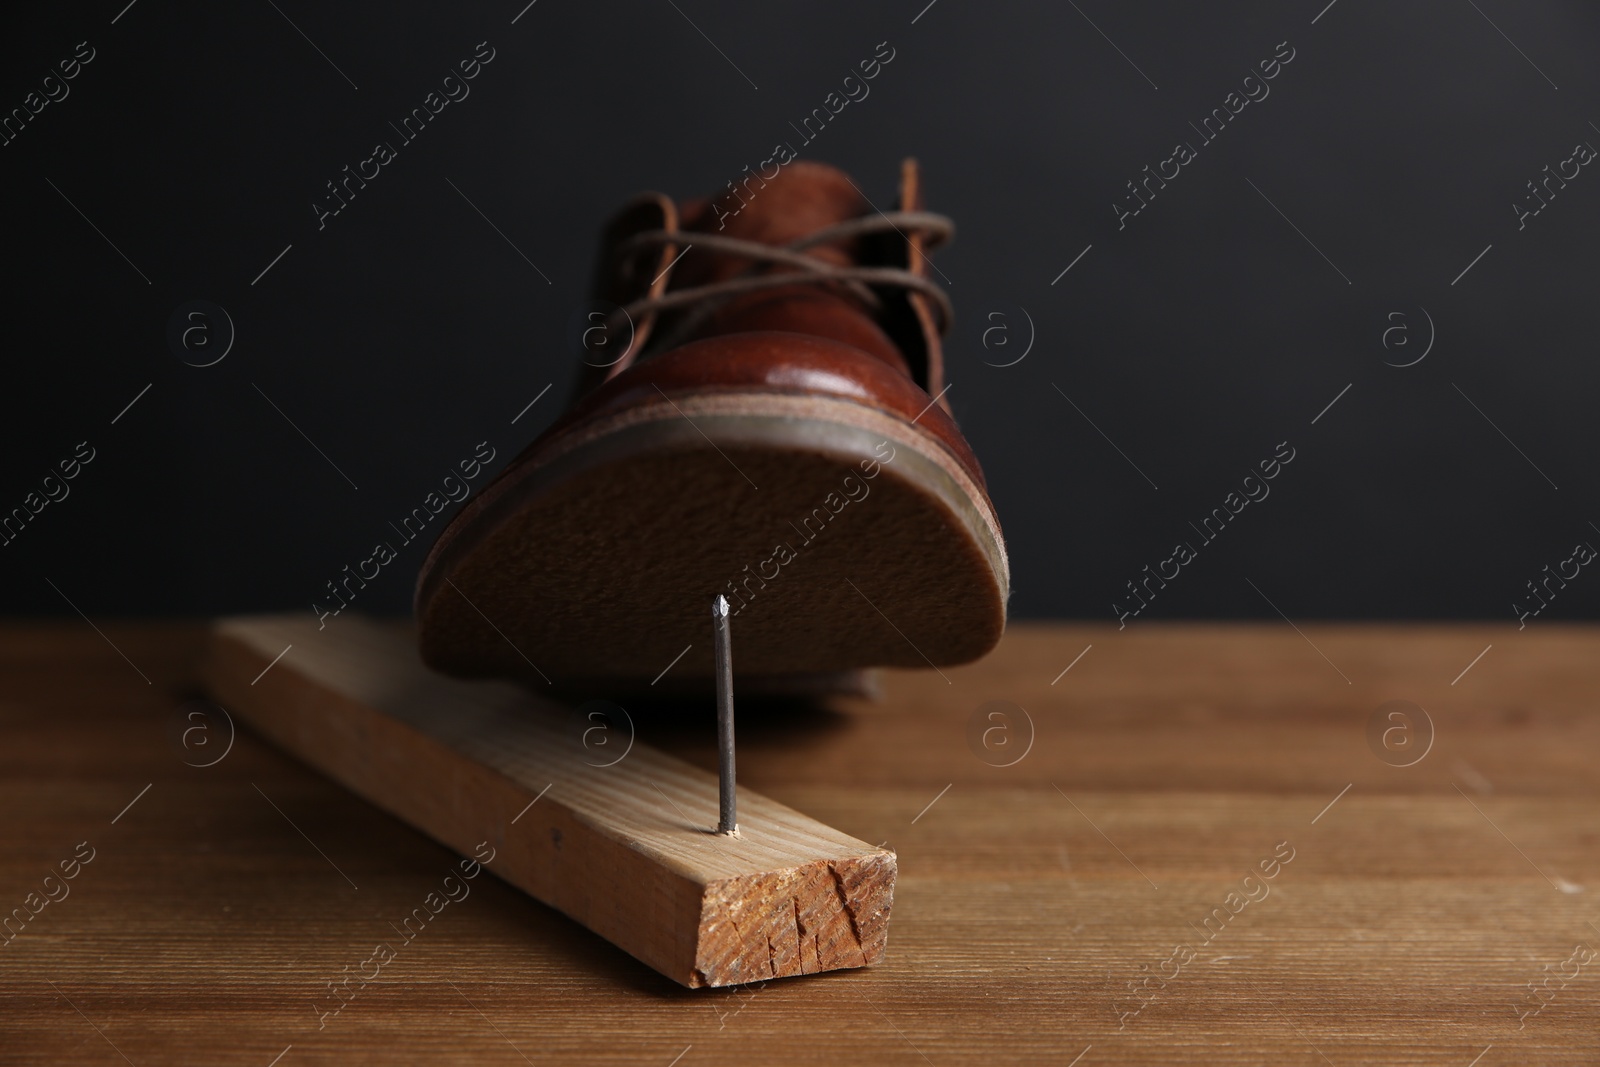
(3, 621), (1597, 1065)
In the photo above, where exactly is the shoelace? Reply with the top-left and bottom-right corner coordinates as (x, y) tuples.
(609, 211), (955, 363)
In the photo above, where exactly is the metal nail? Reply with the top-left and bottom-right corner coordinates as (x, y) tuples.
(713, 594), (737, 835)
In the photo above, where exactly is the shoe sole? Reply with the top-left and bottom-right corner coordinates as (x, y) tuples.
(415, 391), (1009, 686)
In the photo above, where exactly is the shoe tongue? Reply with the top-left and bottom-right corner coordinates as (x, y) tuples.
(677, 161), (868, 285)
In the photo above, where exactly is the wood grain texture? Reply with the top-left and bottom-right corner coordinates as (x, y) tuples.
(200, 615), (893, 988)
(2, 620), (1598, 1065)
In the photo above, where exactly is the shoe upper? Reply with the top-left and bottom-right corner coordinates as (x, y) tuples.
(554, 159), (988, 494)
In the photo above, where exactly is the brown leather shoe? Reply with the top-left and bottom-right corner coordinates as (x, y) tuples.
(415, 159), (1008, 690)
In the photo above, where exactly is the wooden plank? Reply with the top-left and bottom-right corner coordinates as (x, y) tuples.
(198, 614), (894, 988)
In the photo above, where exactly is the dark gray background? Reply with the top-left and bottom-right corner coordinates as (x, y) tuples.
(3, 0), (1597, 623)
